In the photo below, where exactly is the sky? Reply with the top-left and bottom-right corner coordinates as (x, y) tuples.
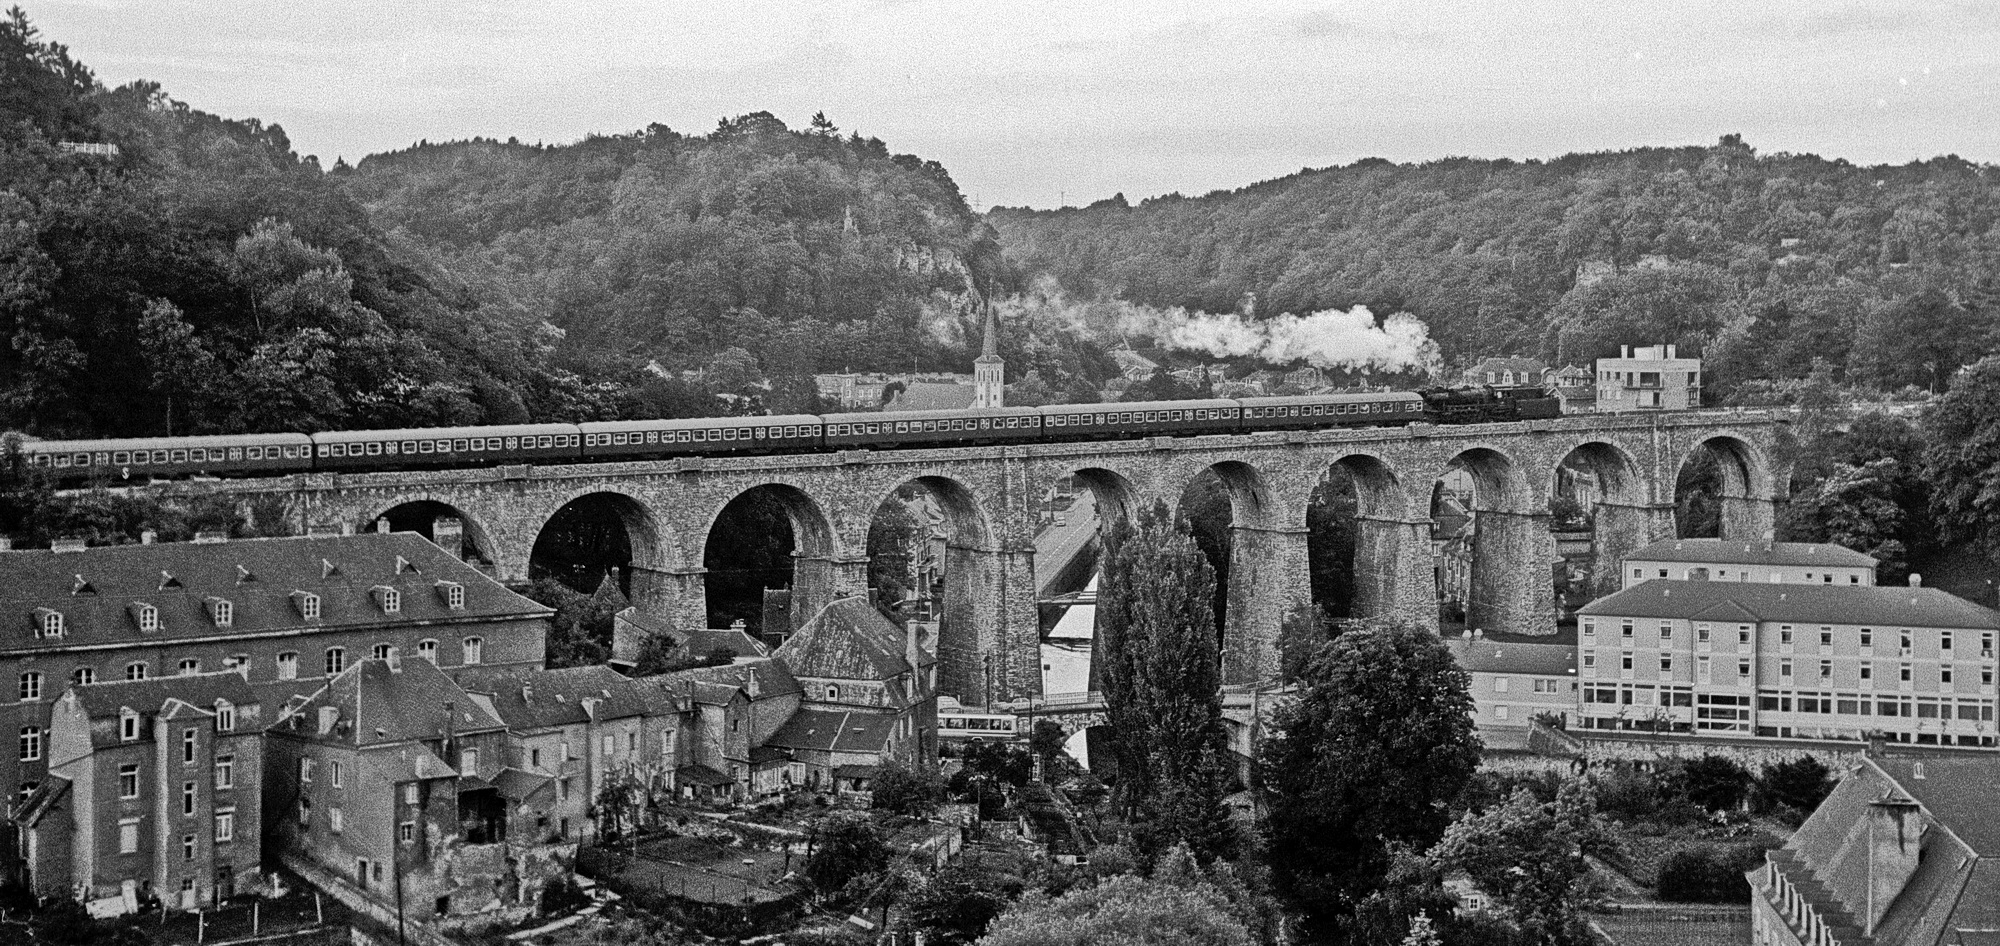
(26, 1), (2000, 209)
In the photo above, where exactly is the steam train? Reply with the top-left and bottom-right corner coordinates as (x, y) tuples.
(11, 387), (1560, 482)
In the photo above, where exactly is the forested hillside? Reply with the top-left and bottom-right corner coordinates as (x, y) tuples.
(0, 9), (612, 438)
(990, 138), (2000, 398)
(339, 111), (1005, 393)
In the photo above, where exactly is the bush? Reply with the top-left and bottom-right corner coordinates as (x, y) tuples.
(1592, 762), (1662, 822)
(1753, 756), (1835, 818)
(1674, 755), (1753, 813)
(1655, 842), (1765, 902)
(539, 876), (591, 916)
(805, 814), (890, 895)
(871, 760), (945, 816)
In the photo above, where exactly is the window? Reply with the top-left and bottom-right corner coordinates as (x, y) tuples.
(1582, 654), (1596, 670)
(1943, 666), (1955, 685)
(182, 727), (198, 763)
(1738, 626), (1752, 646)
(825, 685), (840, 701)
(330, 808), (343, 834)
(1943, 631), (1956, 652)
(276, 651), (298, 680)
(325, 647), (345, 676)
(1494, 705), (1511, 721)
(1659, 655), (1673, 674)
(178, 658), (200, 676)
(416, 639), (439, 664)
(1738, 660), (1751, 680)
(1821, 630), (1833, 648)
(1901, 632), (1913, 655)
(374, 587), (401, 614)
(1861, 664), (1874, 684)
(372, 643), (395, 661)
(404, 783), (419, 805)
(36, 609), (63, 639)
(300, 757), (313, 783)
(1621, 621), (1634, 640)
(293, 591), (321, 620)
(1621, 654), (1634, 672)
(1901, 663), (1913, 683)
(400, 822), (415, 844)
(72, 668), (94, 687)
(215, 700), (234, 732)
(181, 781), (196, 816)
(18, 726), (40, 762)
(119, 818), (140, 854)
(1658, 623), (1672, 642)
(1581, 620), (1595, 639)
(1780, 659), (1792, 680)
(1780, 626), (1793, 646)
(437, 581), (466, 611)
(18, 672), (40, 702)
(214, 755), (234, 789)
(1697, 656), (1712, 684)
(215, 809), (234, 843)
(125, 662), (147, 681)
(132, 603), (159, 632)
(182, 835), (196, 861)
(121, 709), (139, 741)
(1820, 660), (1833, 680)
(330, 761), (342, 788)
(461, 748), (479, 773)
(224, 654), (249, 671)
(210, 597), (233, 627)
(1861, 629), (1873, 649)
(530, 748), (541, 768)
(118, 763), (141, 798)
(1697, 625), (1711, 644)
(462, 636), (483, 665)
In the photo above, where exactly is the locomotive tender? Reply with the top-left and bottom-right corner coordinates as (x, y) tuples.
(11, 387), (1559, 482)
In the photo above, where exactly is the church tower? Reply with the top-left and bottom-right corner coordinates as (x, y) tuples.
(973, 302), (1004, 409)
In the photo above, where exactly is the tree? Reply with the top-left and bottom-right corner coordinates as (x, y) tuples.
(1258, 624), (1480, 942)
(908, 855), (1032, 945)
(1673, 754), (1752, 813)
(975, 873), (1253, 946)
(871, 759), (945, 816)
(1752, 756), (1835, 822)
(1097, 500), (1236, 861)
(1925, 356), (2000, 556)
(1430, 781), (1607, 946)
(805, 813), (890, 895)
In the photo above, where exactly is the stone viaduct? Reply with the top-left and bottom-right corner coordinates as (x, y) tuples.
(204, 411), (1791, 707)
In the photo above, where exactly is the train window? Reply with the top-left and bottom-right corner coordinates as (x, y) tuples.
(225, 448), (241, 460)
(687, 429), (702, 442)
(167, 449), (186, 463)
(283, 446), (299, 459)
(452, 440), (468, 451)
(865, 424), (878, 434)
(113, 451), (131, 464)
(414, 441), (431, 454)
(611, 433), (625, 445)
(673, 431), (688, 442)
(720, 428), (735, 441)
(782, 426), (796, 437)
(754, 428), (766, 439)
(429, 440), (446, 452)
(362, 442), (379, 456)
(645, 431), (659, 443)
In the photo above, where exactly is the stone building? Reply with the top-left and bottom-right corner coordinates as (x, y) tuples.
(1596, 344), (1702, 412)
(765, 597), (938, 791)
(0, 533), (551, 805)
(453, 665), (656, 845)
(1576, 580), (2000, 746)
(973, 305), (1005, 410)
(14, 671), (263, 912)
(264, 656), (569, 922)
(608, 608), (767, 670)
(1621, 538), (1879, 588)
(634, 658), (803, 803)
(1462, 356), (1546, 387)
(1749, 752), (2000, 945)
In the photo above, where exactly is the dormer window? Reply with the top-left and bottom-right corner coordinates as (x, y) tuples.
(372, 586), (401, 615)
(120, 708), (140, 742)
(825, 685), (840, 701)
(395, 555), (417, 575)
(291, 591), (321, 621)
(436, 581), (465, 611)
(129, 602), (160, 633)
(206, 597), (233, 628)
(32, 608), (63, 639)
(215, 700), (234, 732)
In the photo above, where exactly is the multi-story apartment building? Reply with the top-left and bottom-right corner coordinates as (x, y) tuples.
(1749, 752), (1999, 945)
(1621, 538), (1878, 588)
(14, 671), (263, 913)
(1576, 580), (2000, 747)
(0, 534), (550, 805)
(264, 656), (569, 921)
(454, 665), (655, 844)
(1596, 344), (1701, 412)
(1446, 629), (1577, 735)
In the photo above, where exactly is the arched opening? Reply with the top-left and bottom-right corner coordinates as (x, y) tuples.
(1306, 454), (1409, 627)
(1031, 468), (1139, 698)
(864, 475), (1004, 704)
(1175, 460), (1279, 683)
(702, 484), (835, 637)
(1548, 441), (1653, 609)
(365, 500), (496, 571)
(1676, 436), (1771, 540)
(1431, 447), (1552, 637)
(528, 492), (660, 596)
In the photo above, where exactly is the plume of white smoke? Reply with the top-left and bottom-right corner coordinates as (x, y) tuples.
(1128, 305), (1440, 375)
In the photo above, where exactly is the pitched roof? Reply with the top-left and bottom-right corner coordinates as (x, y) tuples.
(13, 775), (70, 827)
(0, 533), (550, 656)
(1446, 638), (1576, 677)
(676, 763), (733, 787)
(886, 382), (975, 412)
(1579, 580), (2000, 630)
(764, 709), (896, 754)
(455, 665), (651, 730)
(70, 669), (258, 720)
(493, 767), (555, 805)
(615, 607), (768, 660)
(281, 657), (505, 747)
(776, 597), (919, 682)
(1625, 538), (1879, 569)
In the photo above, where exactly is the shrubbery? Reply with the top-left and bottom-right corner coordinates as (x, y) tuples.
(1655, 843), (1765, 903)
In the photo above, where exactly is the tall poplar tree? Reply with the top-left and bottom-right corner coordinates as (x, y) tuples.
(1098, 500), (1236, 861)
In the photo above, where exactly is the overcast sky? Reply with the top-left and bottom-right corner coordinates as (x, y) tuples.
(28, 1), (2000, 208)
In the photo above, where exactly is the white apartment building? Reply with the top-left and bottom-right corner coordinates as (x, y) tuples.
(1446, 630), (1577, 733)
(1596, 344), (1701, 412)
(1621, 539), (1878, 589)
(1576, 580), (2000, 747)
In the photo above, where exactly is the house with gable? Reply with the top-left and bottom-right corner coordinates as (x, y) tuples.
(14, 671), (263, 912)
(634, 657), (802, 803)
(264, 655), (567, 922)
(763, 598), (937, 793)
(453, 664), (656, 844)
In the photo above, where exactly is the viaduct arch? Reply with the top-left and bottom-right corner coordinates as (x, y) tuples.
(213, 411), (1791, 705)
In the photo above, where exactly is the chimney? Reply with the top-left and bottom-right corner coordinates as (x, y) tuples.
(745, 667), (760, 699)
(1866, 790), (1923, 935)
(0, 536), (10, 551)
(1621, 345), (1631, 358)
(140, 530), (157, 545)
(317, 706), (339, 735)
(1666, 344), (1677, 359)
(432, 517), (464, 559)
(731, 618), (748, 633)
(193, 530), (227, 544)
(386, 648), (403, 672)
(520, 682), (532, 704)
(51, 537), (87, 554)
(1908, 573), (1923, 588)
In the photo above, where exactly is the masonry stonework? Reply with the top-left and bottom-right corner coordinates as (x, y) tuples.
(174, 413), (1788, 701)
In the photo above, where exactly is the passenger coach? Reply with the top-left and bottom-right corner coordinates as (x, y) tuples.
(312, 424), (581, 470)
(579, 415), (824, 459)
(17, 433), (312, 479)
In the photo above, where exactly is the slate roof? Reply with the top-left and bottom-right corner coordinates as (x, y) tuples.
(13, 776), (69, 827)
(886, 382), (975, 412)
(455, 665), (650, 730)
(0, 533), (550, 656)
(765, 709), (896, 754)
(283, 657), (505, 747)
(1463, 357), (1546, 382)
(676, 763), (733, 787)
(493, 767), (554, 804)
(1769, 753), (2000, 944)
(1447, 637), (1576, 677)
(70, 669), (258, 719)
(615, 607), (768, 660)
(1626, 538), (1879, 569)
(776, 597), (921, 683)
(1579, 580), (2000, 630)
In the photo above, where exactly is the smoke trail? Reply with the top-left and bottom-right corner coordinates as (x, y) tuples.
(1135, 305), (1440, 374)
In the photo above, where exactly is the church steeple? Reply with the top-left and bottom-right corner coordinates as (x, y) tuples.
(973, 300), (1004, 409)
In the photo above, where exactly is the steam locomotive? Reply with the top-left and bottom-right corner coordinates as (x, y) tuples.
(11, 387), (1559, 482)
